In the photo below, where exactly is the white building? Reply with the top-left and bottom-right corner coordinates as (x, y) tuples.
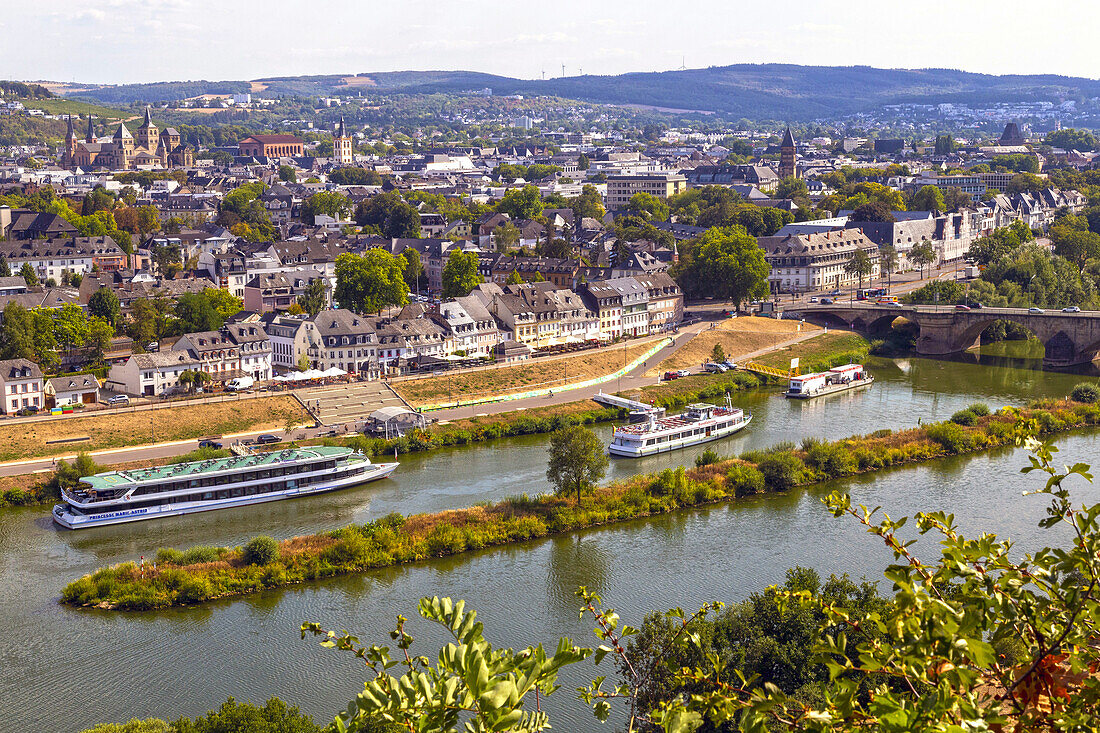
(105, 351), (201, 397)
(0, 359), (44, 414)
(266, 316), (321, 371)
(45, 374), (99, 407)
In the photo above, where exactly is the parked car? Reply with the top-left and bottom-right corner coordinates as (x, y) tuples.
(828, 289), (842, 297)
(1028, 307), (1045, 314)
(704, 362), (728, 373)
(722, 360), (739, 370)
(198, 439), (223, 449)
(955, 304), (970, 310)
(15, 407), (37, 416)
(808, 296), (819, 303)
(255, 434), (280, 445)
(820, 297), (834, 305)
(676, 369), (691, 378)
(663, 371), (680, 381)
(1063, 306), (1082, 313)
(107, 394), (130, 406)
(971, 302), (984, 309)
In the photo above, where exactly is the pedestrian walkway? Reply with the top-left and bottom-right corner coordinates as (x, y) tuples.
(295, 381), (410, 427)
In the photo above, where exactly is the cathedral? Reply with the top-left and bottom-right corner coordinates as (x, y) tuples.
(63, 108), (193, 170)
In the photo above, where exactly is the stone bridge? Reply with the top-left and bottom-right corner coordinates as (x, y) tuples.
(786, 303), (1100, 368)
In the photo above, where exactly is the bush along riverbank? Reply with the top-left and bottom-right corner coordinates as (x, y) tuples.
(61, 400), (1100, 611)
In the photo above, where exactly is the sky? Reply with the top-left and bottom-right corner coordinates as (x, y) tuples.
(3, 0), (1100, 85)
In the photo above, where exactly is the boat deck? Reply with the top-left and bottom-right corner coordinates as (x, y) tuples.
(614, 408), (743, 435)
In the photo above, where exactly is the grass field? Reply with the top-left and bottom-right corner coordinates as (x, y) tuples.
(393, 341), (658, 406)
(649, 317), (819, 374)
(18, 98), (128, 119)
(0, 396), (308, 463)
(754, 330), (871, 371)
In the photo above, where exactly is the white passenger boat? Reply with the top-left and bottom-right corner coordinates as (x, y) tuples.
(53, 446), (398, 529)
(785, 363), (874, 399)
(608, 398), (752, 458)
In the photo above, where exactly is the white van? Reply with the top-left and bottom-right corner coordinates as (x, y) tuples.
(225, 376), (255, 391)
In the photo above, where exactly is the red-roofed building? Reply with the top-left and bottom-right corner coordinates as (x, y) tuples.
(238, 134), (305, 158)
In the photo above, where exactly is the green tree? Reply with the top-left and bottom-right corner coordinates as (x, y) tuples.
(171, 697), (323, 733)
(577, 153), (590, 170)
(844, 248), (875, 289)
(19, 262), (38, 287)
(879, 242), (898, 286)
(942, 186), (973, 213)
(85, 317), (114, 362)
(1006, 171), (1046, 194)
(626, 192), (669, 222)
(493, 222), (521, 252)
(495, 185), (544, 220)
(277, 165), (296, 183)
(1051, 227), (1100, 268)
(88, 287), (121, 327)
(1045, 127), (1099, 151)
(506, 270), (524, 285)
(53, 303), (89, 354)
(354, 191), (421, 238)
(301, 190), (351, 225)
(297, 277), (328, 316)
(849, 200), (895, 222)
(909, 240), (937, 279)
(775, 176), (808, 201)
(399, 247), (423, 292)
(934, 134), (955, 154)
(546, 425), (608, 504)
(710, 343), (726, 363)
(910, 184), (946, 212)
(0, 257), (11, 277)
(174, 292), (222, 333)
(329, 167), (383, 186)
(334, 250), (408, 314)
(0, 302), (36, 361)
(676, 226), (770, 309)
(441, 249), (482, 298)
(570, 184), (604, 221)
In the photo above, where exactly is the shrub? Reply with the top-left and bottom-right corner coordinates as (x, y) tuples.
(1072, 383), (1100, 403)
(695, 448), (720, 467)
(176, 576), (215, 604)
(805, 442), (857, 478)
(726, 464), (765, 497)
(242, 536), (280, 566)
(756, 453), (804, 491)
(925, 422), (976, 453)
(967, 402), (991, 417)
(951, 409), (979, 426)
(155, 548), (185, 565)
(180, 546), (223, 565)
(425, 523), (467, 556)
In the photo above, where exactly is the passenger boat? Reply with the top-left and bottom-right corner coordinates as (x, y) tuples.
(53, 446), (398, 529)
(785, 363), (874, 399)
(608, 397), (752, 458)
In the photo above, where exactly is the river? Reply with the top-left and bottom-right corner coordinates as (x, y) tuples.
(1, 342), (1097, 732)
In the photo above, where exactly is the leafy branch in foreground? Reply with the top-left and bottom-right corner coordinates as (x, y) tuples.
(305, 416), (1100, 732)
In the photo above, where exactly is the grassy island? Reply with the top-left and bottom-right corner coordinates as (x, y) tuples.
(61, 399), (1099, 611)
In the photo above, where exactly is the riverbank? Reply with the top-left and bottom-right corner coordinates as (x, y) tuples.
(61, 400), (1095, 611)
(646, 316), (820, 375)
(0, 395), (308, 464)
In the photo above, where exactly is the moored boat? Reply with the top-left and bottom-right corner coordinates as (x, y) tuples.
(53, 446), (397, 529)
(785, 363), (873, 399)
(608, 397), (751, 458)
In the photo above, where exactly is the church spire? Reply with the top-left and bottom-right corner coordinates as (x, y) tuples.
(781, 125), (795, 148)
(140, 106), (153, 129)
(66, 114), (75, 139)
(86, 116), (95, 143)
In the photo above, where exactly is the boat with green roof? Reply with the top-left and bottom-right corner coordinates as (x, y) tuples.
(52, 446), (398, 529)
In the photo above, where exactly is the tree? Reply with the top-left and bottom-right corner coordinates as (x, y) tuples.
(301, 191), (351, 225)
(909, 184), (945, 212)
(1045, 127), (1099, 151)
(399, 248), (423, 292)
(334, 250), (408, 314)
(354, 191), (421, 238)
(53, 303), (89, 354)
(844, 248), (874, 289)
(675, 226), (770, 308)
(0, 257), (9, 277)
(277, 165), (297, 183)
(1006, 172), (1046, 194)
(570, 184), (604, 222)
(546, 425), (608, 504)
(934, 134), (955, 154)
(626, 192), (669, 222)
(942, 186), (973, 213)
(441, 249), (482, 298)
(297, 277), (328, 316)
(493, 222), (521, 252)
(150, 241), (182, 276)
(329, 167), (383, 186)
(85, 317), (114, 362)
(775, 176), (808, 201)
(174, 292), (222, 333)
(710, 343), (726, 363)
(19, 262), (38, 287)
(909, 241), (937, 279)
(1052, 227), (1100, 268)
(0, 302), (36, 361)
(506, 270), (524, 285)
(879, 242), (898, 286)
(577, 153), (590, 170)
(88, 287), (121, 327)
(495, 185), (544, 220)
(849, 201), (895, 223)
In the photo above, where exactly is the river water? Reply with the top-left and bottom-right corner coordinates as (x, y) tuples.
(2, 343), (1098, 732)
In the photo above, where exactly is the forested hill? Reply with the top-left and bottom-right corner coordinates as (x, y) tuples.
(61, 64), (1100, 120)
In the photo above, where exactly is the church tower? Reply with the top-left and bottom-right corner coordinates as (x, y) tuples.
(85, 116), (95, 143)
(113, 122), (134, 168)
(137, 107), (159, 152)
(333, 116), (353, 166)
(779, 126), (798, 179)
(65, 115), (77, 161)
